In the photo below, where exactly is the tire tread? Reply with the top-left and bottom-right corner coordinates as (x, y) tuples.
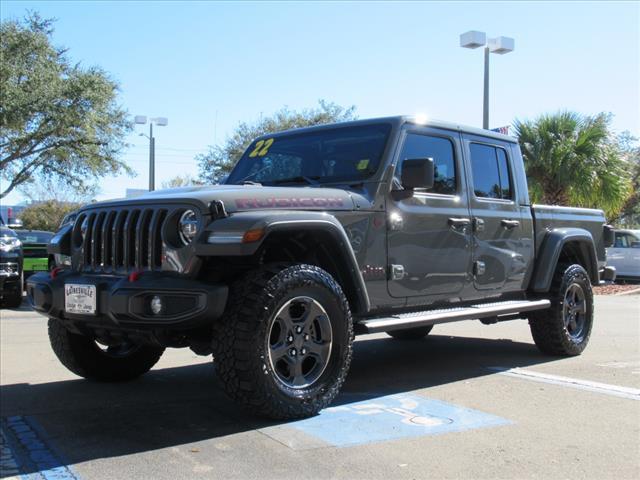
(529, 263), (593, 356)
(48, 318), (164, 381)
(214, 263), (353, 419)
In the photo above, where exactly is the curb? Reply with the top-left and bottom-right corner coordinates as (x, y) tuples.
(614, 287), (640, 296)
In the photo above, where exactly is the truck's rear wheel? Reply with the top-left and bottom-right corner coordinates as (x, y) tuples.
(48, 318), (164, 381)
(529, 264), (593, 356)
(386, 325), (433, 340)
(215, 264), (353, 419)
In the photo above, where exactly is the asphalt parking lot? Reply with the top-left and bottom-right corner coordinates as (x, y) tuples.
(1, 294), (639, 480)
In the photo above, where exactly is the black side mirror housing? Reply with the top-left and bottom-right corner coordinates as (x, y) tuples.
(602, 225), (615, 248)
(400, 158), (435, 190)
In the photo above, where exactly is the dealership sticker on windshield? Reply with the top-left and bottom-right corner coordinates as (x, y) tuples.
(65, 284), (97, 315)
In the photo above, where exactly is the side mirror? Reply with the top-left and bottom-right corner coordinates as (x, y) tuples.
(631, 241), (640, 249)
(401, 158), (434, 190)
(602, 225), (615, 248)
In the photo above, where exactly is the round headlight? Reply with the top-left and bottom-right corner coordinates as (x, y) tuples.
(179, 210), (199, 245)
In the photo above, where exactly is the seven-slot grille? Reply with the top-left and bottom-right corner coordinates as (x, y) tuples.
(74, 207), (170, 273)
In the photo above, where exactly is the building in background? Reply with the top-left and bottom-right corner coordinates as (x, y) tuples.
(0, 205), (27, 224)
(125, 189), (148, 199)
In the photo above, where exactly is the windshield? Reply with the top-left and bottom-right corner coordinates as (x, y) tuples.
(15, 231), (53, 243)
(226, 123), (392, 185)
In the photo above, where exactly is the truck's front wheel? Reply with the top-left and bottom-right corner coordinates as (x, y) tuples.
(529, 264), (594, 356)
(215, 264), (353, 419)
(48, 318), (165, 381)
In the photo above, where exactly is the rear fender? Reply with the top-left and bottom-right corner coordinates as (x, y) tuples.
(531, 228), (599, 292)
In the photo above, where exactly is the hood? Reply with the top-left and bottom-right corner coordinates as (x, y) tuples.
(86, 185), (366, 214)
(0, 226), (17, 238)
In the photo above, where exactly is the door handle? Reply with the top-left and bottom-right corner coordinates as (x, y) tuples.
(473, 218), (485, 232)
(448, 218), (471, 229)
(501, 219), (520, 229)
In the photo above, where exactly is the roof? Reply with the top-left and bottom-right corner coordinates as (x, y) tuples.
(257, 115), (517, 144)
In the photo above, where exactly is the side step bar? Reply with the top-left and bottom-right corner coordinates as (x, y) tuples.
(357, 299), (551, 334)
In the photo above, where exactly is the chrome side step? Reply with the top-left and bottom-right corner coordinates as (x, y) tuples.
(357, 299), (550, 334)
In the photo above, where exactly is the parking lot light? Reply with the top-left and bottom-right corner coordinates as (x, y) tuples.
(134, 115), (168, 191)
(459, 31), (515, 129)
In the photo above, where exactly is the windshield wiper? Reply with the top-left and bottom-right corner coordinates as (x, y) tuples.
(269, 176), (321, 186)
(236, 165), (271, 184)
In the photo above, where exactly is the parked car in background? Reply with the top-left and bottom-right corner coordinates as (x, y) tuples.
(14, 230), (54, 282)
(607, 229), (640, 281)
(0, 225), (24, 308)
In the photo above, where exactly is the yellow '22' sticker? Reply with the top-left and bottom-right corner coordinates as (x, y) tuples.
(249, 138), (275, 158)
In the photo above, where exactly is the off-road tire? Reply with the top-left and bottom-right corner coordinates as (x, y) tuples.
(529, 264), (593, 356)
(2, 288), (22, 308)
(48, 318), (165, 381)
(386, 325), (433, 340)
(214, 264), (354, 419)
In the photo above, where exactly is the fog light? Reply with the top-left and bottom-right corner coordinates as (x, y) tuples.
(150, 295), (163, 315)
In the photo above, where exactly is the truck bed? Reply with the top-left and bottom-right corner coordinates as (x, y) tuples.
(532, 204), (607, 269)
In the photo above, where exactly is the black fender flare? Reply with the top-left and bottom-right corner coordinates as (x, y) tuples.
(196, 211), (370, 313)
(531, 228), (599, 292)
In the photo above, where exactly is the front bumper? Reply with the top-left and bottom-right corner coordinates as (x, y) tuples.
(26, 270), (228, 330)
(0, 258), (22, 294)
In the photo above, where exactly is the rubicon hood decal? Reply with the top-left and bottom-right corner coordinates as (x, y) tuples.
(236, 196), (346, 209)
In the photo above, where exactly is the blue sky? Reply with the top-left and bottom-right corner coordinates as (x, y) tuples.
(2, 0), (639, 205)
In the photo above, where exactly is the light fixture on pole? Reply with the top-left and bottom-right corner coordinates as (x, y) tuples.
(460, 31), (514, 129)
(134, 115), (168, 191)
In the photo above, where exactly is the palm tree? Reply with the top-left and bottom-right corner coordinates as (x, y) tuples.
(513, 111), (631, 219)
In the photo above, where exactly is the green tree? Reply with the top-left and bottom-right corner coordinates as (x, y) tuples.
(0, 13), (132, 200)
(19, 175), (97, 204)
(16, 176), (94, 231)
(19, 200), (81, 232)
(161, 174), (203, 189)
(608, 132), (640, 227)
(197, 100), (357, 184)
(513, 111), (632, 219)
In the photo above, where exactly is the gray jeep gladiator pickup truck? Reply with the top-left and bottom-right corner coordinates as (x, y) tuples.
(27, 116), (616, 419)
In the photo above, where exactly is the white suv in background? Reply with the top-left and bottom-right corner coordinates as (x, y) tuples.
(607, 229), (640, 281)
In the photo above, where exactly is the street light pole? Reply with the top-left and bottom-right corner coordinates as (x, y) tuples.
(134, 115), (168, 192)
(460, 31), (514, 130)
(482, 47), (489, 130)
(149, 122), (155, 191)
(483, 46), (490, 129)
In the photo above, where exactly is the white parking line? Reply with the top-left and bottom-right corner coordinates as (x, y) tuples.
(488, 367), (640, 401)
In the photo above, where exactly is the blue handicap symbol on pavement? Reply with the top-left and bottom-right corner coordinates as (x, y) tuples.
(290, 393), (510, 447)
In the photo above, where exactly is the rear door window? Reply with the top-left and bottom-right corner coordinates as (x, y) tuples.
(469, 143), (513, 200)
